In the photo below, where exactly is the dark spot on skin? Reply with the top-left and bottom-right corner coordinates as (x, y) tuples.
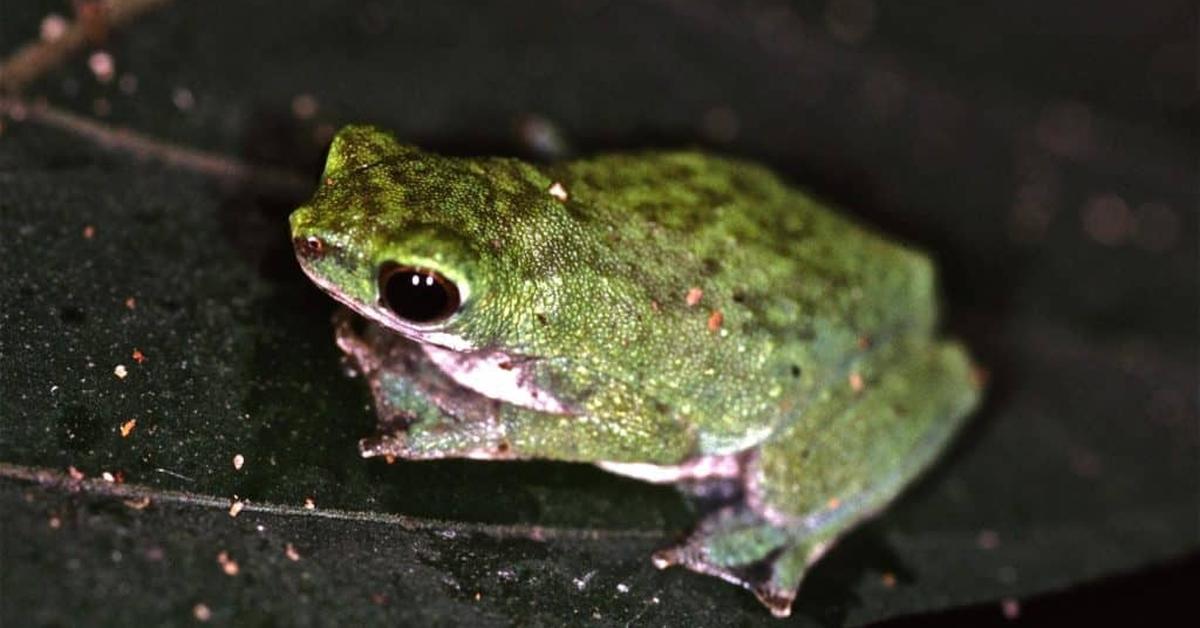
(59, 306), (86, 325)
(535, 312), (549, 325)
(732, 291), (746, 303)
(496, 440), (510, 455)
(790, 365), (802, 378)
(497, 360), (513, 371)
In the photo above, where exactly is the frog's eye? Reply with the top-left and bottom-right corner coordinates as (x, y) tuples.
(378, 263), (461, 324)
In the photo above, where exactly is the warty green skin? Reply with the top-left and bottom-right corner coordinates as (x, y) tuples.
(290, 125), (982, 617)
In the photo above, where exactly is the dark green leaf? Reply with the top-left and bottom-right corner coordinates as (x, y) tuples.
(1, 1), (1195, 626)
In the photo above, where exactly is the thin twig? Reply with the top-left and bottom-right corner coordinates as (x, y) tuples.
(1, 97), (312, 195)
(0, 0), (173, 94)
(0, 461), (668, 542)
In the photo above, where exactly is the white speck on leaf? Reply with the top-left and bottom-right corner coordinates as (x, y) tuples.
(573, 570), (597, 591)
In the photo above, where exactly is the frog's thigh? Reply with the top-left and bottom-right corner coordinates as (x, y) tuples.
(749, 340), (978, 605)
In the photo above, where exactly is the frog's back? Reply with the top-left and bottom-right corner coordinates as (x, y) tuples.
(553, 151), (939, 452)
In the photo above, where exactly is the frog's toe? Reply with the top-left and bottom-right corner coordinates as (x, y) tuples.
(753, 583), (798, 619)
(753, 541), (817, 618)
(650, 545), (683, 569)
(653, 506), (812, 616)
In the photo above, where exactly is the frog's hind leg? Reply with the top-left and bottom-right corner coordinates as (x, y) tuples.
(650, 459), (811, 617)
(650, 488), (818, 617)
(658, 339), (980, 617)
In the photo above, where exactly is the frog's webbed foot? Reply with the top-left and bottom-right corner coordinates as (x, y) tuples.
(653, 498), (818, 618)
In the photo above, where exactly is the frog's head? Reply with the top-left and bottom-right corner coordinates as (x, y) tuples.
(289, 125), (552, 353)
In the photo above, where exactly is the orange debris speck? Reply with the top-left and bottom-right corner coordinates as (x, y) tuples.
(124, 497), (151, 510)
(228, 500), (245, 518)
(384, 454), (396, 465)
(685, 287), (703, 306)
(49, 515), (62, 529)
(881, 572), (897, 588)
(193, 603), (212, 622)
(67, 466), (85, 480)
(119, 418), (137, 438)
(849, 372), (864, 392)
(82, 225), (96, 239)
(40, 14), (68, 42)
(88, 50), (115, 83)
(124, 297), (137, 310)
(826, 497), (841, 510)
(217, 551), (239, 576)
(285, 543), (301, 561)
(707, 310), (724, 332)
(131, 348), (146, 364)
(304, 497), (316, 510)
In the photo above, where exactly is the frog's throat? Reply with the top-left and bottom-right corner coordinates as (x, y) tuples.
(297, 256), (473, 352)
(419, 342), (572, 415)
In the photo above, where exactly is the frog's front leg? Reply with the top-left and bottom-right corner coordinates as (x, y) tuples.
(657, 339), (980, 617)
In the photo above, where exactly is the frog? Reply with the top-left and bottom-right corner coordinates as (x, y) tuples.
(289, 125), (982, 617)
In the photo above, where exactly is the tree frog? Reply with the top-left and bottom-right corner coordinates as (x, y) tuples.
(290, 125), (981, 617)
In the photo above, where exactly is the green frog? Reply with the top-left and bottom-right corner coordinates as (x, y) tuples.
(289, 125), (981, 617)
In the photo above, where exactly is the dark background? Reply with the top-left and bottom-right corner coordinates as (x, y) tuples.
(1, 1), (1196, 626)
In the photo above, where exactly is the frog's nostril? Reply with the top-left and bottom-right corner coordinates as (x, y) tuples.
(294, 235), (327, 259)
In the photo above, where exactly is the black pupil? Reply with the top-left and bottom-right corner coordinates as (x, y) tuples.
(380, 266), (459, 323)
